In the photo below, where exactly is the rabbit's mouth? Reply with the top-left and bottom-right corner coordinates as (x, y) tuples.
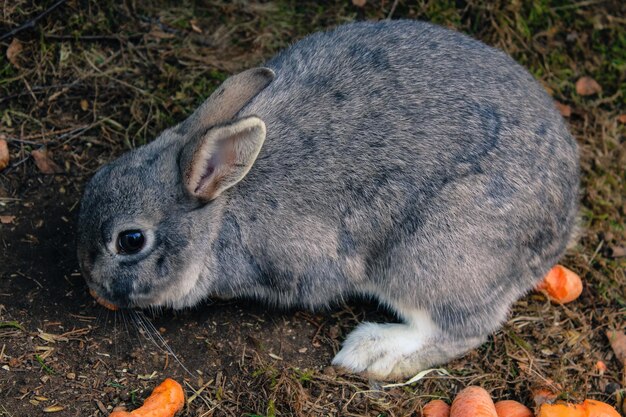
(89, 286), (160, 310)
(87, 282), (134, 309)
(86, 259), (205, 310)
(89, 288), (119, 311)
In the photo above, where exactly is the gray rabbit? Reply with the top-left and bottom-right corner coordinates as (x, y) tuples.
(77, 20), (579, 380)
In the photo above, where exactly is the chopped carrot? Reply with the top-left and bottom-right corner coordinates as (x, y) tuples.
(536, 265), (583, 303)
(422, 399), (450, 417)
(494, 400), (533, 417)
(537, 403), (585, 417)
(537, 400), (621, 417)
(450, 386), (498, 417)
(109, 378), (185, 417)
(581, 400), (621, 417)
(89, 288), (118, 311)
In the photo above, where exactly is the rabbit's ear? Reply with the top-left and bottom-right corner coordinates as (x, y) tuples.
(181, 116), (266, 201)
(181, 67), (275, 134)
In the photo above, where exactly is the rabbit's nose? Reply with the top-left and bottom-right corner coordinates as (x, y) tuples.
(102, 274), (134, 308)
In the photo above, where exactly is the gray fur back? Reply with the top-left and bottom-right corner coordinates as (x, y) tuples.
(216, 21), (579, 335)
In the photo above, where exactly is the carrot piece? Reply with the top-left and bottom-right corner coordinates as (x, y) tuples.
(494, 400), (533, 417)
(536, 265), (583, 303)
(450, 386), (498, 417)
(537, 400), (621, 417)
(537, 403), (586, 417)
(581, 400), (621, 417)
(110, 378), (185, 417)
(89, 288), (118, 311)
(422, 399), (450, 417)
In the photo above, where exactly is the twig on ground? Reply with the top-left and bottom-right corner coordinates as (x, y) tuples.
(83, 54), (154, 98)
(387, 0), (400, 20)
(0, 0), (68, 42)
(5, 126), (87, 142)
(43, 33), (144, 43)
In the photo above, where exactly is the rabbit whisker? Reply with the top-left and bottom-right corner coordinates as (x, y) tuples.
(131, 310), (193, 376)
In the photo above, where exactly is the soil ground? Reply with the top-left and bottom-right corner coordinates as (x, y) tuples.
(1, 1), (625, 416)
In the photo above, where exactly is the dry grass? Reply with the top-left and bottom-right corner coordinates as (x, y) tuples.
(0, 1), (624, 416)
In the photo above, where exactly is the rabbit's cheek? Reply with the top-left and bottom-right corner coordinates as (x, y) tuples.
(130, 260), (204, 309)
(166, 260), (205, 308)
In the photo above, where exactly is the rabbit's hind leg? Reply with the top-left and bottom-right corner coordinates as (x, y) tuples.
(331, 308), (485, 380)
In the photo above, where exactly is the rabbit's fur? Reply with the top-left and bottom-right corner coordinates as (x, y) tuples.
(78, 20), (579, 380)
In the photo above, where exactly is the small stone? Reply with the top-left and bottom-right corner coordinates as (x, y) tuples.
(610, 246), (626, 258)
(322, 366), (336, 377)
(554, 101), (571, 117)
(605, 382), (620, 394)
(575, 76), (602, 96)
(0, 138), (9, 170)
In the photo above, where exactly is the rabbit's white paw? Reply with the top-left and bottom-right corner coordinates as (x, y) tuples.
(332, 313), (437, 380)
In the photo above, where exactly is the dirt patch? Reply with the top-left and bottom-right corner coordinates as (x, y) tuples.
(1, 1), (625, 416)
(0, 178), (342, 414)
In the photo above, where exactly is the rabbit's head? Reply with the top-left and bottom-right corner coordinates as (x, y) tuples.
(77, 68), (274, 309)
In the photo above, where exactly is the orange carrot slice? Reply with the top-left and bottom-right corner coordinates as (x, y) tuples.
(423, 399), (450, 417)
(536, 265), (583, 303)
(494, 400), (533, 417)
(537, 400), (621, 417)
(581, 400), (621, 417)
(110, 378), (185, 417)
(89, 288), (118, 311)
(537, 403), (586, 417)
(450, 386), (498, 417)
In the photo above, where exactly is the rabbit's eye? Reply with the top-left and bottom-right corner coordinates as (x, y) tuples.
(117, 230), (145, 254)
